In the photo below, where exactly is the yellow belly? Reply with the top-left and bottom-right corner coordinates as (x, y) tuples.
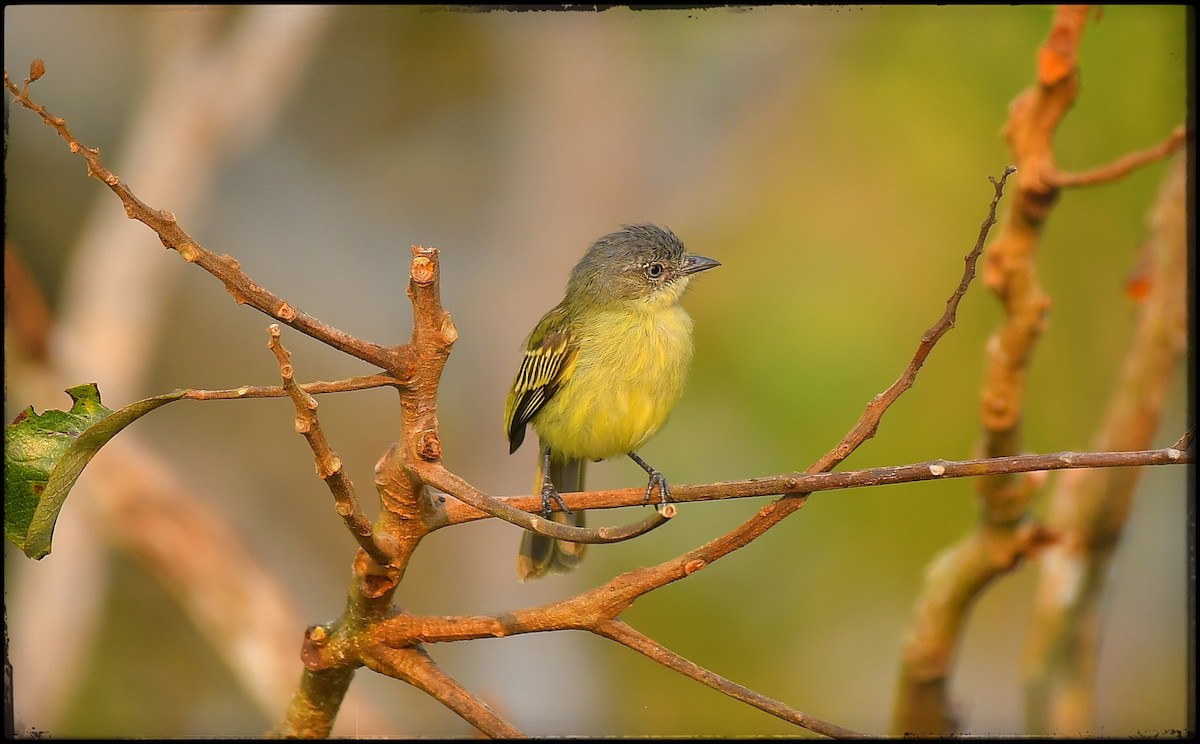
(532, 304), (694, 461)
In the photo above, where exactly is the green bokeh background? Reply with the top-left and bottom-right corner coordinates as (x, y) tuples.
(4, 5), (1191, 737)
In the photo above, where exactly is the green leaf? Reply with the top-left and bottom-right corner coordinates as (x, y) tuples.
(4, 384), (186, 559)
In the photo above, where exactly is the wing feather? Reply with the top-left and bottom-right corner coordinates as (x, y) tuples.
(504, 316), (578, 453)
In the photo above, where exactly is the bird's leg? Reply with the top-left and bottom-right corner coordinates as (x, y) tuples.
(540, 448), (572, 517)
(628, 451), (670, 507)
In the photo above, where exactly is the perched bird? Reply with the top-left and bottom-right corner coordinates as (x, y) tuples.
(504, 224), (719, 580)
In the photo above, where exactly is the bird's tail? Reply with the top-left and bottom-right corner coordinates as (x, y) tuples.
(516, 450), (586, 581)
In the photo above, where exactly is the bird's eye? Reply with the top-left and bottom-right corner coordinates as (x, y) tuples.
(646, 262), (665, 279)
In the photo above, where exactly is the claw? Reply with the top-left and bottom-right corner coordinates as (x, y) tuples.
(629, 451), (671, 507)
(538, 448), (572, 517)
(643, 470), (671, 507)
(540, 471), (572, 517)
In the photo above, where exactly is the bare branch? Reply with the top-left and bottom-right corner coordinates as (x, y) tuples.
(594, 619), (872, 739)
(438, 444), (1193, 525)
(892, 8), (1092, 734)
(363, 644), (523, 738)
(270, 666), (356, 739)
(267, 325), (390, 566)
(1171, 429), (1195, 452)
(181, 374), (401, 401)
(2, 66), (411, 377)
(1024, 152), (1189, 734)
(418, 460), (675, 542)
(819, 166), (1016, 471)
(1046, 124), (1191, 188)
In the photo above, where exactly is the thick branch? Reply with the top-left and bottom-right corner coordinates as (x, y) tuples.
(892, 7), (1191, 737)
(1024, 152), (1189, 735)
(893, 9), (1091, 735)
(270, 667), (356, 739)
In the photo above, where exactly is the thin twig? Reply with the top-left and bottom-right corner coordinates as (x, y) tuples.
(267, 325), (390, 566)
(417, 461), (676, 542)
(181, 374), (401, 401)
(594, 619), (872, 739)
(821, 166), (1016, 470)
(438, 443), (1194, 525)
(1046, 124), (1190, 188)
(363, 644), (523, 738)
(3, 67), (411, 377)
(1170, 429), (1194, 452)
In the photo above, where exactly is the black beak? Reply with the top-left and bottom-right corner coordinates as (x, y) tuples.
(683, 254), (721, 275)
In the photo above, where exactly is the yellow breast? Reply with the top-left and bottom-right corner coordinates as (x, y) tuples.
(531, 304), (694, 461)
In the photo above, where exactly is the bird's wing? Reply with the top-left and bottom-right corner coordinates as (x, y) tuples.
(504, 310), (579, 454)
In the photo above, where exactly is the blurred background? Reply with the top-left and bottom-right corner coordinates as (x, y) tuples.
(4, 5), (1190, 738)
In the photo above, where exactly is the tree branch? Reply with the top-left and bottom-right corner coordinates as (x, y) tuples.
(436, 444), (1192, 525)
(1046, 124), (1191, 188)
(270, 666), (356, 739)
(893, 6), (1190, 736)
(893, 8), (1091, 734)
(593, 619), (871, 738)
(1024, 151), (1189, 734)
(180, 374), (401, 401)
(268, 325), (391, 566)
(3, 64), (411, 378)
(363, 644), (523, 738)
(7, 12), (1187, 734)
(417, 460), (676, 541)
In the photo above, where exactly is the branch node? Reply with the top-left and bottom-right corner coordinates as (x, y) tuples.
(411, 253), (436, 285)
(441, 314), (459, 344)
(301, 624), (333, 671)
(415, 429), (442, 462)
(321, 455), (343, 479)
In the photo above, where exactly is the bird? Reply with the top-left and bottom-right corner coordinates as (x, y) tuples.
(503, 223), (719, 580)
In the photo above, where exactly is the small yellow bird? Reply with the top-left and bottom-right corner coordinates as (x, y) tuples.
(504, 224), (719, 580)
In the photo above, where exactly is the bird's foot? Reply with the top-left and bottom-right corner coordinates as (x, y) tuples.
(540, 476), (572, 517)
(629, 452), (671, 507)
(642, 470), (671, 507)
